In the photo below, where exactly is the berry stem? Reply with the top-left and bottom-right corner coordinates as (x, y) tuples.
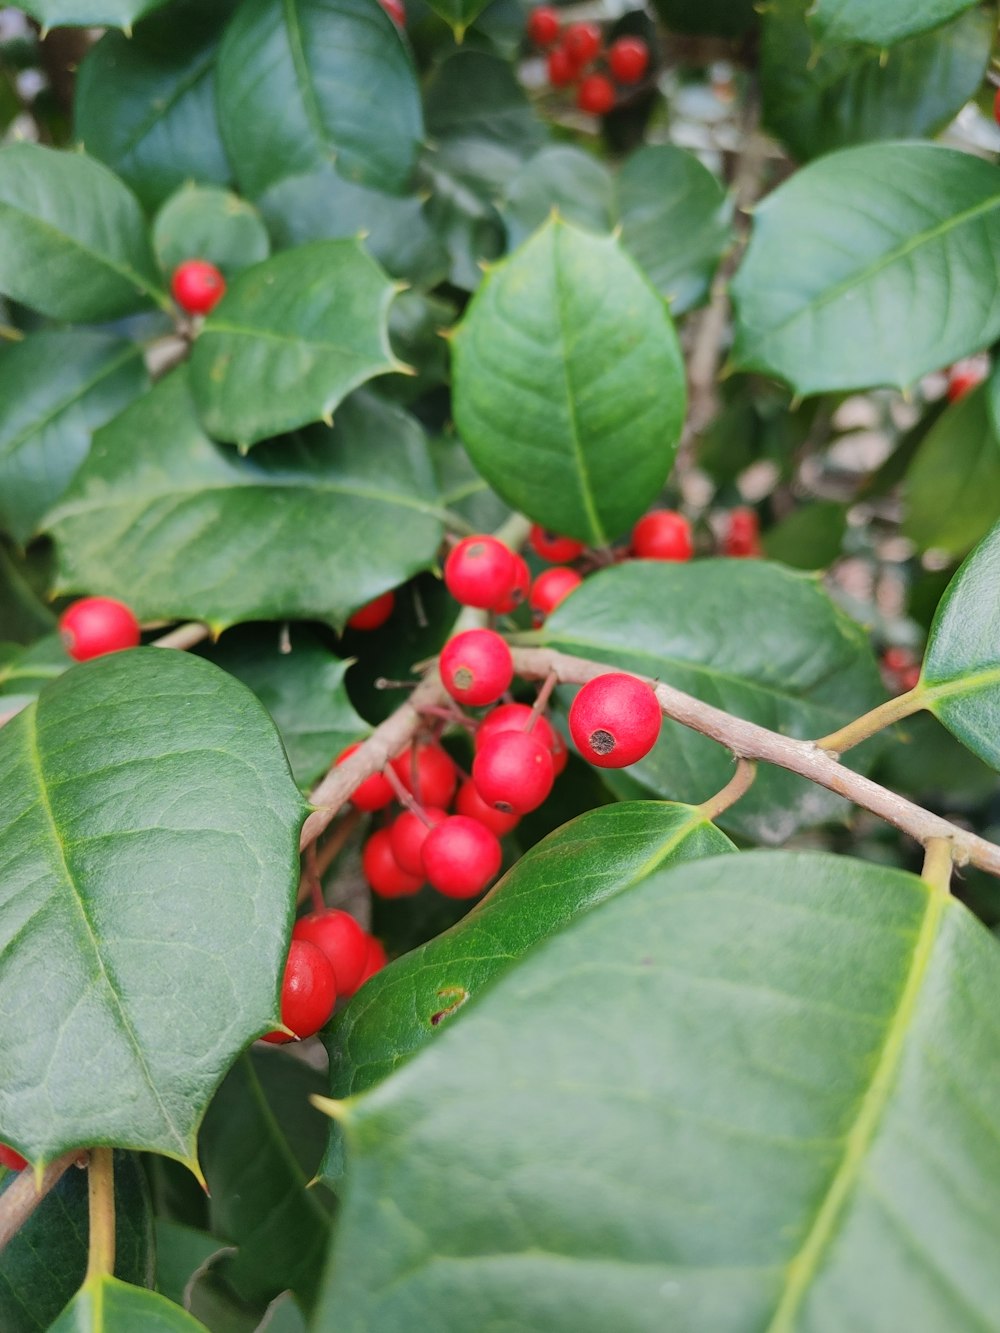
(698, 757), (757, 821)
(85, 1147), (115, 1281)
(921, 837), (954, 895)
(0, 1150), (83, 1256)
(150, 621), (210, 651)
(304, 844), (325, 913)
(382, 761), (436, 827)
(814, 687), (925, 756)
(526, 669), (558, 733)
(296, 809), (362, 905)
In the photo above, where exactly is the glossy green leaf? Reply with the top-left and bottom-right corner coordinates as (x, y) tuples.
(762, 3), (991, 163)
(502, 147), (614, 250)
(0, 330), (148, 545)
(383, 291), (454, 406)
(762, 501), (848, 569)
(0, 542), (55, 646)
(423, 0), (488, 37)
(0, 1152), (153, 1333)
(0, 649), (306, 1166)
(617, 145), (733, 314)
(424, 49), (546, 159)
(730, 143), (1000, 395)
(73, 2), (234, 211)
(200, 1049), (331, 1310)
(44, 373), (444, 632)
(18, 0), (170, 27)
(903, 384), (1000, 558)
(188, 240), (397, 448)
(537, 560), (885, 842)
(451, 217), (686, 545)
(51, 1277), (208, 1332)
(203, 626), (367, 788)
(807, 0), (979, 49)
(921, 518), (1000, 770)
(153, 186), (270, 279)
(430, 436), (510, 534)
(155, 1221), (228, 1310)
(0, 634), (72, 716)
(319, 850), (1000, 1330)
(418, 144), (506, 291)
(216, 0), (423, 200)
(0, 144), (166, 322)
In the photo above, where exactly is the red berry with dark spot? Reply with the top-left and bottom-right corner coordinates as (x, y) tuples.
(494, 553), (531, 614)
(347, 590), (395, 630)
(421, 815), (502, 898)
(569, 672), (661, 768)
(631, 510), (693, 562)
(171, 260), (226, 315)
(527, 5), (560, 45)
(473, 730), (554, 814)
(336, 742), (395, 812)
(530, 566), (582, 622)
(608, 35), (649, 83)
(59, 597), (140, 662)
(439, 629), (513, 706)
(262, 940), (337, 1043)
(564, 21), (601, 64)
(444, 535), (517, 610)
(293, 909), (369, 997)
(723, 508), (761, 558)
(455, 777), (521, 835)
(362, 827), (424, 898)
(389, 806), (449, 876)
(475, 702), (557, 756)
(577, 73), (615, 115)
(529, 526), (585, 563)
(357, 935), (387, 986)
(547, 46), (576, 86)
(0, 1144), (27, 1172)
(391, 742), (458, 808)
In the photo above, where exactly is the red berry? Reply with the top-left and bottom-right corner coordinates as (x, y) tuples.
(444, 536), (516, 611)
(336, 742), (394, 812)
(362, 827), (423, 898)
(475, 701), (557, 756)
(347, 590), (395, 630)
(631, 510), (693, 562)
(357, 934), (388, 987)
(898, 664), (921, 692)
(569, 672), (661, 768)
(994, 87), (1000, 125)
(529, 526), (585, 563)
(262, 940), (337, 1043)
(527, 5), (560, 45)
(563, 21), (601, 64)
(389, 806), (449, 876)
(946, 362), (985, 403)
(882, 646), (915, 674)
(455, 777), (520, 835)
(171, 259), (226, 316)
(0, 1144), (27, 1172)
(608, 35), (648, 83)
(722, 508), (761, 558)
(577, 73), (615, 115)
(494, 553), (530, 615)
(473, 730), (554, 814)
(421, 815), (502, 899)
(380, 0), (405, 24)
(391, 742), (458, 808)
(58, 596), (140, 662)
(292, 909), (369, 997)
(547, 46), (576, 86)
(529, 566), (582, 623)
(439, 629), (513, 706)
(550, 729), (569, 776)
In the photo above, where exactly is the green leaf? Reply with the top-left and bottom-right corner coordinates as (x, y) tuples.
(650, 0), (757, 35)
(424, 49), (546, 159)
(807, 0), (980, 49)
(423, 0), (488, 38)
(216, 0), (423, 200)
(762, 3), (992, 163)
(0, 1152), (153, 1333)
(903, 384), (1000, 558)
(18, 0), (171, 27)
(44, 373), (444, 632)
(203, 625), (367, 788)
(451, 217), (686, 545)
(921, 518), (1000, 770)
(0, 330), (148, 545)
(154, 1221), (228, 1310)
(0, 649), (306, 1166)
(537, 560), (886, 842)
(430, 436), (510, 534)
(188, 240), (397, 448)
(0, 144), (166, 322)
(200, 1049), (331, 1310)
(730, 143), (1000, 395)
(73, 2), (234, 211)
(318, 850), (1000, 1330)
(51, 1276), (209, 1332)
(762, 500), (848, 569)
(617, 145), (733, 314)
(0, 542), (55, 646)
(501, 146), (615, 250)
(153, 186), (270, 280)
(418, 145), (506, 291)
(0, 634), (72, 716)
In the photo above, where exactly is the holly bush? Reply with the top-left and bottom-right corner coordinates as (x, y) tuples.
(2, 0), (1000, 1328)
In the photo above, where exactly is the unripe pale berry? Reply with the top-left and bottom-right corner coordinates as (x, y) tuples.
(347, 590), (395, 630)
(336, 742), (395, 812)
(357, 934), (387, 987)
(529, 526), (585, 563)
(59, 597), (141, 661)
(439, 629), (513, 706)
(421, 815), (502, 898)
(473, 730), (555, 814)
(569, 672), (661, 768)
(444, 535), (516, 610)
(547, 46), (576, 86)
(171, 259), (226, 315)
(293, 908), (369, 997)
(475, 701), (557, 756)
(578, 73), (615, 115)
(0, 1144), (27, 1172)
(631, 510), (693, 562)
(455, 777), (520, 836)
(529, 566), (582, 622)
(608, 35), (649, 83)
(563, 21), (601, 64)
(362, 827), (423, 898)
(391, 742), (457, 808)
(262, 940), (337, 1043)
(390, 806), (448, 876)
(494, 553), (530, 614)
(527, 5), (560, 45)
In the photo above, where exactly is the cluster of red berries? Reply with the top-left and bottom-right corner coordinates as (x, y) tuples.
(171, 259), (226, 316)
(526, 7), (650, 114)
(263, 910), (385, 1045)
(881, 646), (921, 695)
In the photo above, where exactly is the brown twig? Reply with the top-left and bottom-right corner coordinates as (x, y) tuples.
(150, 622), (211, 651)
(0, 1151), (83, 1255)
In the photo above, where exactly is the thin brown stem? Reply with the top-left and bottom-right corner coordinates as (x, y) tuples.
(150, 622), (211, 651)
(0, 1151), (83, 1255)
(699, 757), (757, 821)
(526, 670), (558, 733)
(315, 809), (362, 880)
(383, 761), (433, 825)
(85, 1148), (115, 1281)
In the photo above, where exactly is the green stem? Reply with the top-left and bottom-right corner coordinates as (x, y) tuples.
(698, 757), (757, 821)
(921, 837), (954, 895)
(85, 1148), (115, 1281)
(816, 687), (925, 756)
